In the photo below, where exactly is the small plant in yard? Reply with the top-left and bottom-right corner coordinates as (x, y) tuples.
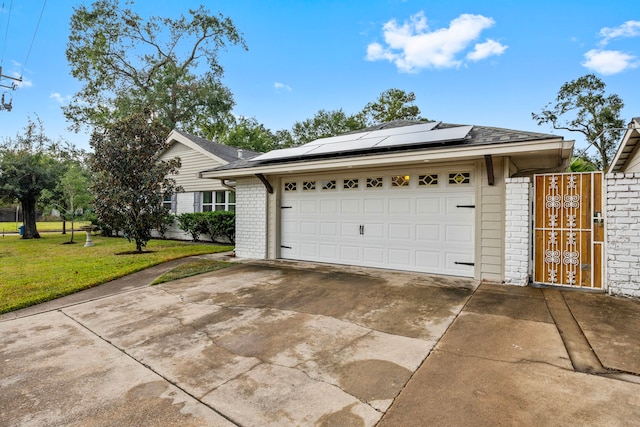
(151, 259), (236, 285)
(176, 211), (235, 243)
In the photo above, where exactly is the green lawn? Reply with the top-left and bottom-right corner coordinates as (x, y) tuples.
(0, 233), (233, 314)
(0, 221), (91, 234)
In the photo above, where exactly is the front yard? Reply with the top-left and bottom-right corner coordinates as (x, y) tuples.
(0, 233), (232, 313)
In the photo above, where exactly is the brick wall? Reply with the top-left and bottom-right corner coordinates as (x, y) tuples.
(504, 177), (531, 286)
(605, 173), (640, 297)
(235, 177), (267, 259)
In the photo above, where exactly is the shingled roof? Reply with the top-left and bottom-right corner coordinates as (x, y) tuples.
(171, 129), (260, 162)
(202, 120), (561, 173)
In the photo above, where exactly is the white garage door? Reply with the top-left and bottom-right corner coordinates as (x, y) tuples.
(280, 169), (476, 277)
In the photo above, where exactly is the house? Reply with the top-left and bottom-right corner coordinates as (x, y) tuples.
(157, 129), (258, 240)
(199, 120), (573, 283)
(605, 117), (640, 297)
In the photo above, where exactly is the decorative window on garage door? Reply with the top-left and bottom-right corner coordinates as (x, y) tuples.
(449, 172), (471, 185)
(343, 178), (359, 189)
(392, 175), (410, 187)
(366, 177), (383, 188)
(322, 180), (336, 190)
(303, 181), (316, 191)
(419, 174), (438, 186)
(284, 182), (297, 191)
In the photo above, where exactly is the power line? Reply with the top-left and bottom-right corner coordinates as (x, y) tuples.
(0, 0), (14, 67)
(22, 0), (46, 71)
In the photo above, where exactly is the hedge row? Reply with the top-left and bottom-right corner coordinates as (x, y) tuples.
(175, 211), (235, 244)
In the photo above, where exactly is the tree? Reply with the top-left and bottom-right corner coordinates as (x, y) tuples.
(291, 109), (366, 145)
(41, 164), (93, 243)
(0, 119), (60, 239)
(532, 74), (625, 171)
(90, 110), (181, 252)
(65, 0), (246, 135)
(218, 117), (278, 153)
(360, 88), (425, 126)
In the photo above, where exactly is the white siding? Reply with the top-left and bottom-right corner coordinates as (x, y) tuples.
(159, 142), (228, 192)
(624, 145), (640, 173)
(479, 157), (506, 281)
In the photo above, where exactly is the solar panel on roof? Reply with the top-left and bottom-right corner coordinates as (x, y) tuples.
(377, 125), (472, 148)
(248, 121), (468, 163)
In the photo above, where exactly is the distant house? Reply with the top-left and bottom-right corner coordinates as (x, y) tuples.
(157, 129), (258, 240)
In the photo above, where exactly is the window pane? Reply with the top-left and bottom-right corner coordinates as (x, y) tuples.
(228, 191), (236, 203)
(215, 191), (226, 203)
(203, 205), (213, 212)
(215, 205), (225, 211)
(203, 192), (213, 204)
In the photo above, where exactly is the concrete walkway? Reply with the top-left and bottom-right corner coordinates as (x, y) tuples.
(2, 261), (640, 426)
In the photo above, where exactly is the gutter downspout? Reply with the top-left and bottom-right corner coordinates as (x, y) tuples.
(220, 179), (236, 192)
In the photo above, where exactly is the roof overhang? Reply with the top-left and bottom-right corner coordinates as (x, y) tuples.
(200, 137), (573, 180)
(610, 118), (640, 173)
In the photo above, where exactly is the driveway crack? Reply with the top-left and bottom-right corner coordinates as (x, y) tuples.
(59, 310), (244, 427)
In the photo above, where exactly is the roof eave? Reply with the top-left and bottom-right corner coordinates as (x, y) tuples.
(199, 137), (572, 180)
(610, 121), (640, 173)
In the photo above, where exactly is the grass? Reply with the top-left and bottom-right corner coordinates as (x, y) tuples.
(0, 233), (233, 314)
(151, 259), (237, 285)
(0, 221), (91, 233)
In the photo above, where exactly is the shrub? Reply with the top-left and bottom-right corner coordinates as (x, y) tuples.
(176, 211), (235, 244)
(202, 211), (235, 244)
(176, 213), (204, 241)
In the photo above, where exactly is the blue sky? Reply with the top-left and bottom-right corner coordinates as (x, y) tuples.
(0, 0), (639, 156)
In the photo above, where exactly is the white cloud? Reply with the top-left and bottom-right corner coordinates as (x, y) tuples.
(599, 20), (640, 46)
(366, 11), (506, 72)
(274, 82), (292, 91)
(50, 92), (71, 104)
(582, 49), (638, 75)
(467, 39), (508, 61)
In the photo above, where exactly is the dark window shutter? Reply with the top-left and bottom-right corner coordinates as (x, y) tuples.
(193, 192), (201, 212)
(171, 193), (177, 213)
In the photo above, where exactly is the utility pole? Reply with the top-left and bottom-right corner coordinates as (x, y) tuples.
(0, 66), (22, 112)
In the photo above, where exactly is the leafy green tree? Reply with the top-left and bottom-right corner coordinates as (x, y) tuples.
(0, 119), (60, 239)
(65, 0), (246, 135)
(292, 109), (366, 145)
(569, 156), (599, 172)
(360, 88), (425, 126)
(41, 164), (93, 243)
(532, 74), (625, 171)
(90, 110), (181, 252)
(218, 117), (278, 152)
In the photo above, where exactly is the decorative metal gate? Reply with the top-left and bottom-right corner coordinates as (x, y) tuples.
(533, 172), (604, 288)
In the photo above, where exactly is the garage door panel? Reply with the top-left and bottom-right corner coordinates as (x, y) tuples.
(319, 222), (338, 236)
(340, 222), (361, 237)
(416, 198), (442, 214)
(388, 223), (412, 240)
(300, 221), (316, 235)
(363, 223), (385, 239)
(320, 199), (338, 213)
(340, 245), (361, 261)
(300, 200), (317, 213)
(416, 224), (441, 242)
(445, 197), (475, 215)
(389, 198), (412, 214)
(363, 247), (384, 263)
(364, 198), (385, 214)
(341, 199), (360, 213)
(319, 244), (337, 259)
(388, 248), (412, 266)
(416, 250), (443, 269)
(445, 224), (474, 242)
(300, 243), (317, 257)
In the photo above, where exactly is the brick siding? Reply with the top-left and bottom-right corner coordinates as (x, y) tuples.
(235, 177), (267, 259)
(504, 177), (531, 286)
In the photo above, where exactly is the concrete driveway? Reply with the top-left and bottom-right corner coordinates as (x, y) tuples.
(0, 261), (477, 426)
